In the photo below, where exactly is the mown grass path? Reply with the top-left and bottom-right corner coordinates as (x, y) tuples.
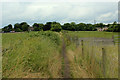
(61, 37), (70, 78)
(60, 31), (71, 78)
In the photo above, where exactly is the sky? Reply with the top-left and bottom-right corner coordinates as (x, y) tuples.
(0, 0), (119, 28)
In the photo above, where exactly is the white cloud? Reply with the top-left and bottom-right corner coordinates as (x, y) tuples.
(1, 2), (118, 28)
(96, 10), (118, 23)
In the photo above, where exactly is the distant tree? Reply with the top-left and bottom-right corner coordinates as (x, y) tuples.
(86, 24), (97, 31)
(2, 21), (119, 32)
(95, 23), (104, 28)
(62, 23), (71, 30)
(33, 23), (44, 31)
(77, 23), (87, 31)
(14, 23), (22, 32)
(51, 22), (62, 32)
(22, 24), (29, 31)
(14, 23), (21, 29)
(62, 22), (77, 31)
(20, 22), (28, 26)
(117, 24), (120, 32)
(70, 22), (76, 31)
(8, 24), (13, 30)
(20, 22), (29, 31)
(113, 21), (117, 25)
(43, 22), (52, 31)
(2, 24), (13, 32)
(38, 24), (44, 31)
(15, 28), (23, 32)
(14, 22), (29, 32)
(107, 21), (120, 32)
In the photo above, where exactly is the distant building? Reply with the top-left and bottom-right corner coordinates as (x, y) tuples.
(102, 27), (108, 31)
(97, 27), (108, 31)
(28, 27), (34, 31)
(10, 31), (15, 33)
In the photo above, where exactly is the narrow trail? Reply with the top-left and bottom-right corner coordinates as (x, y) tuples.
(61, 37), (70, 78)
(60, 32), (94, 78)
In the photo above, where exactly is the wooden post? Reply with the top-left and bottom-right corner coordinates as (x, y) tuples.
(81, 40), (84, 59)
(112, 35), (115, 45)
(102, 48), (106, 78)
(76, 37), (79, 48)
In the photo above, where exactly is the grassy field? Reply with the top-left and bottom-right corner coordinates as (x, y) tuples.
(2, 31), (119, 78)
(64, 31), (119, 38)
(2, 31), (62, 78)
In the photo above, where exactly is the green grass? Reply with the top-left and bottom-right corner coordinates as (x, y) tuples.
(64, 31), (119, 78)
(2, 31), (62, 78)
(2, 31), (119, 78)
(64, 31), (119, 38)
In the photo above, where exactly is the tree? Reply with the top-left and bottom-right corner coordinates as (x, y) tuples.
(33, 23), (44, 31)
(107, 21), (120, 32)
(43, 22), (52, 31)
(14, 23), (22, 32)
(62, 23), (71, 30)
(76, 23), (87, 31)
(62, 22), (76, 31)
(86, 24), (96, 31)
(38, 24), (44, 31)
(51, 22), (62, 32)
(70, 22), (76, 31)
(14, 22), (29, 32)
(113, 21), (117, 25)
(2, 24), (13, 32)
(22, 24), (29, 31)
(14, 23), (21, 29)
(15, 28), (22, 32)
(20, 22), (29, 31)
(95, 23), (104, 28)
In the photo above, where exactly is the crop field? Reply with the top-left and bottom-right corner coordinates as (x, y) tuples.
(1, 31), (120, 78)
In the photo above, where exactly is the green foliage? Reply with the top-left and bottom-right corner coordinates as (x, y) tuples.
(2, 21), (119, 32)
(76, 23), (87, 31)
(62, 22), (97, 31)
(30, 31), (61, 46)
(2, 24), (13, 32)
(15, 28), (23, 32)
(20, 22), (29, 31)
(14, 23), (22, 31)
(33, 23), (44, 31)
(62, 23), (71, 30)
(14, 22), (29, 32)
(107, 22), (120, 32)
(43, 22), (52, 31)
(86, 24), (97, 31)
(95, 23), (104, 28)
(51, 22), (62, 32)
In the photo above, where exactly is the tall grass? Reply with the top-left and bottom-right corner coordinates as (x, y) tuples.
(65, 31), (119, 78)
(2, 31), (62, 78)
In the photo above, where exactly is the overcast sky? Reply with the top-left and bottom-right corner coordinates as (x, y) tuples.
(1, 1), (118, 28)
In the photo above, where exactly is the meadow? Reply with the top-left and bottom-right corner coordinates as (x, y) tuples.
(2, 31), (62, 78)
(2, 31), (119, 78)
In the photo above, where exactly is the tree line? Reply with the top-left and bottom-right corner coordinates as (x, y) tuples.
(2, 21), (120, 32)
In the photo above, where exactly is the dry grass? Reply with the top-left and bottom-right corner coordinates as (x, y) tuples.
(66, 49), (94, 78)
(66, 38), (118, 78)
